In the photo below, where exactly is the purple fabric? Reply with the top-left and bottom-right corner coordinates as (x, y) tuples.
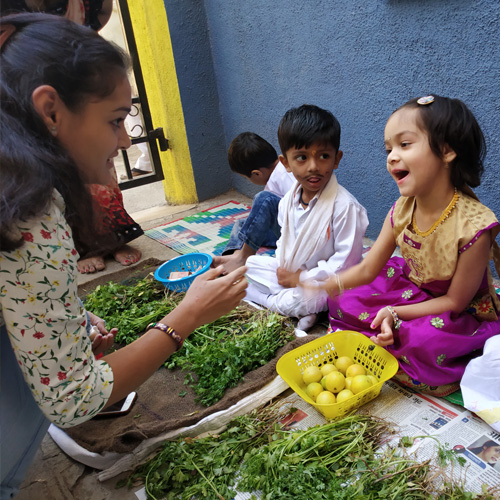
(328, 256), (500, 386)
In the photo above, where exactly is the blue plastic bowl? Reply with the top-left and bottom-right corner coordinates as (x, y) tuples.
(154, 253), (213, 292)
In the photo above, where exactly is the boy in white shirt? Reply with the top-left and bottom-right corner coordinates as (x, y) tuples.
(214, 132), (295, 272)
(245, 105), (369, 331)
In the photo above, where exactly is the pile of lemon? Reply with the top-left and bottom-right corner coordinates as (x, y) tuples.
(301, 356), (378, 405)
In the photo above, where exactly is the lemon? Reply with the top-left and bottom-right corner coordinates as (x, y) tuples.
(305, 382), (324, 401)
(346, 363), (366, 378)
(367, 374), (379, 386)
(335, 356), (354, 375)
(302, 366), (322, 385)
(345, 376), (353, 391)
(324, 371), (345, 393)
(316, 390), (336, 405)
(336, 389), (355, 403)
(320, 363), (338, 376)
(320, 376), (328, 389)
(351, 374), (373, 394)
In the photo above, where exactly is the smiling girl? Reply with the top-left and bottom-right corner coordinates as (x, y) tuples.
(305, 95), (500, 395)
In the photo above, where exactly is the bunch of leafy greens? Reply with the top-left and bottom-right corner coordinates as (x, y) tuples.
(83, 275), (176, 345)
(84, 275), (295, 406)
(164, 308), (294, 406)
(122, 404), (495, 500)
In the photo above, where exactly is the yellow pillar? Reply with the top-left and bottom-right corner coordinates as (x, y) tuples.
(126, 0), (197, 204)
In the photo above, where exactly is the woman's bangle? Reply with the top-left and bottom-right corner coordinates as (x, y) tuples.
(147, 322), (184, 351)
(386, 306), (401, 330)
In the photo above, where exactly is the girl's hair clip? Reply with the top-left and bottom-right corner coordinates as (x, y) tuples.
(0, 24), (16, 52)
(417, 95), (435, 106)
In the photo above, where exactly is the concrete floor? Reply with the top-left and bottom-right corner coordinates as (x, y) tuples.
(15, 185), (253, 500)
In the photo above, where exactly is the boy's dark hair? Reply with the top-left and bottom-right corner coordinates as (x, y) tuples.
(397, 95), (485, 189)
(0, 13), (130, 252)
(227, 132), (278, 177)
(277, 104), (341, 156)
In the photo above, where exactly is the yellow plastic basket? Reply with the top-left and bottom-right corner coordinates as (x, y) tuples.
(276, 330), (399, 419)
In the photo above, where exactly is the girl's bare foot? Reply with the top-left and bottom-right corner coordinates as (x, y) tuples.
(113, 244), (142, 267)
(77, 256), (106, 274)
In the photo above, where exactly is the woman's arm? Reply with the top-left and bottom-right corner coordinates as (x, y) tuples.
(1, 201), (246, 424)
(103, 265), (246, 407)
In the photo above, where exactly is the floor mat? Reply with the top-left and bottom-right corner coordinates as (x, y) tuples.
(145, 200), (275, 256)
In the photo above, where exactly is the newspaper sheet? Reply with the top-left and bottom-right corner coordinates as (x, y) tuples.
(361, 380), (500, 494)
(234, 380), (500, 499)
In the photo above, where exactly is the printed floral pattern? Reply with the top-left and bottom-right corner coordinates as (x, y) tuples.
(468, 294), (498, 322)
(430, 317), (444, 329)
(401, 289), (413, 299)
(0, 191), (114, 428)
(400, 355), (411, 365)
(436, 354), (446, 366)
(358, 312), (370, 321)
(327, 194), (500, 390)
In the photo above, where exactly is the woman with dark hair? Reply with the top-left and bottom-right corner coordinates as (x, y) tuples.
(0, 14), (247, 497)
(1, 0), (145, 274)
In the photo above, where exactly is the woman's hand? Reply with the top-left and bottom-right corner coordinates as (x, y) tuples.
(277, 267), (301, 288)
(103, 265), (247, 405)
(87, 311), (118, 356)
(177, 265), (247, 329)
(370, 307), (395, 347)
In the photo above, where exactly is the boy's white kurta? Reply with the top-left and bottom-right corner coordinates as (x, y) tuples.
(245, 174), (369, 318)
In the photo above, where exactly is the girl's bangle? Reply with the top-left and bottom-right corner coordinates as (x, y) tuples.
(335, 274), (344, 296)
(386, 306), (401, 330)
(147, 322), (184, 351)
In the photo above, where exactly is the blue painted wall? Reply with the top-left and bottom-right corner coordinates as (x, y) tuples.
(165, 0), (500, 251)
(162, 0), (231, 201)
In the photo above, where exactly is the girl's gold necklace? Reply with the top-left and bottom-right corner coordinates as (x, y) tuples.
(412, 188), (459, 237)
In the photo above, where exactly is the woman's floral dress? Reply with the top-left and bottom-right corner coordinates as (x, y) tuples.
(0, 190), (113, 428)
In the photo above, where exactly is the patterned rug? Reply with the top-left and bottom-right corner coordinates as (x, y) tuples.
(145, 201), (275, 257)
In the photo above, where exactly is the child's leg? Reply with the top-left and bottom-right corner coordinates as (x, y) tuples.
(215, 191), (281, 273)
(225, 191), (281, 253)
(243, 191), (281, 250)
(269, 286), (329, 319)
(222, 219), (246, 255)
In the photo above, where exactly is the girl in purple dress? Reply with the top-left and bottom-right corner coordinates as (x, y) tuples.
(306, 95), (500, 396)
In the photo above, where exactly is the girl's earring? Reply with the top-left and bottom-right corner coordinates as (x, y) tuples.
(50, 126), (58, 136)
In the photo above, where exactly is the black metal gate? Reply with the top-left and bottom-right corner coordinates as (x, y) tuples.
(116, 0), (168, 190)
